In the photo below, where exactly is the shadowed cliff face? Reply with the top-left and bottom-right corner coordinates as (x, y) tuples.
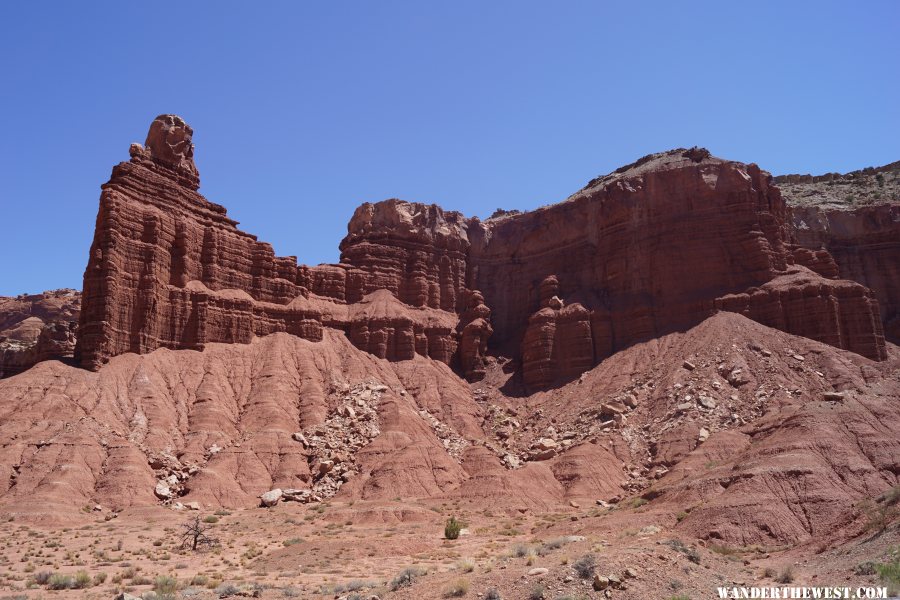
(73, 118), (887, 392)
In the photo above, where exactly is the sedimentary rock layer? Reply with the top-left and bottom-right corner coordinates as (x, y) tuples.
(791, 204), (900, 342)
(74, 117), (887, 390)
(75, 116), (489, 378)
(468, 149), (886, 387)
(0, 290), (80, 378)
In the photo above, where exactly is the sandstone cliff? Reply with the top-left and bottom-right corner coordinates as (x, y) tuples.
(779, 162), (900, 342)
(0, 289), (80, 378)
(75, 116), (490, 380)
(469, 148), (887, 388)
(74, 119), (888, 392)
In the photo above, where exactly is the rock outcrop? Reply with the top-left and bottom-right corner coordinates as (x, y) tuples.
(469, 149), (887, 387)
(0, 289), (80, 378)
(777, 161), (899, 342)
(75, 122), (888, 390)
(76, 116), (491, 377)
(790, 204), (900, 342)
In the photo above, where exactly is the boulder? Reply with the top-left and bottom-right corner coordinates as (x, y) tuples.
(260, 489), (283, 507)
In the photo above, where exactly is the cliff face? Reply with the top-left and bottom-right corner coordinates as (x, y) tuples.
(469, 149), (886, 387)
(74, 118), (887, 390)
(0, 290), (80, 378)
(791, 205), (900, 341)
(776, 155), (900, 345)
(76, 116), (491, 379)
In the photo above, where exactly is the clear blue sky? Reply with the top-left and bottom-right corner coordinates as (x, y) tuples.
(1, 1), (897, 295)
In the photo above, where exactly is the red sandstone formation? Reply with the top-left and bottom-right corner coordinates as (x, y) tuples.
(75, 120), (888, 393)
(470, 149), (886, 388)
(1, 118), (899, 587)
(76, 116), (490, 380)
(0, 289), (80, 378)
(791, 204), (900, 341)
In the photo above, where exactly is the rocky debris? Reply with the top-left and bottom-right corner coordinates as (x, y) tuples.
(698, 395), (717, 410)
(260, 488), (283, 507)
(527, 567), (549, 576)
(297, 380), (384, 498)
(823, 391), (845, 402)
(529, 438), (559, 461)
(417, 405), (469, 459)
(154, 480), (173, 500)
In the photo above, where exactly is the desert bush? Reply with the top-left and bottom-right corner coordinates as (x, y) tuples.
(572, 553), (596, 579)
(154, 574), (178, 594)
(215, 582), (240, 596)
(876, 553), (900, 596)
(445, 516), (462, 540)
(72, 570), (92, 588)
(528, 584), (544, 600)
(485, 589), (502, 600)
(776, 566), (795, 584)
(443, 577), (469, 597)
(190, 574), (209, 586)
(390, 567), (424, 591)
(203, 515), (219, 523)
(33, 571), (53, 585)
(457, 559), (475, 573)
(46, 573), (74, 590)
(93, 571), (108, 585)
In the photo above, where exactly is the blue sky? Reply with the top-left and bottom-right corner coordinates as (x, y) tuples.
(1, 1), (897, 295)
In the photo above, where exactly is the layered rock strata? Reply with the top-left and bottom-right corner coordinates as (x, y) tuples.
(469, 149), (886, 387)
(75, 118), (887, 389)
(0, 290), (80, 378)
(76, 116), (490, 378)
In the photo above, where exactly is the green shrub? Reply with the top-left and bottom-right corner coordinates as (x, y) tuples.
(445, 516), (462, 540)
(190, 574), (209, 586)
(93, 571), (108, 585)
(528, 585), (544, 600)
(33, 571), (53, 585)
(876, 555), (900, 596)
(485, 589), (501, 600)
(203, 515), (219, 523)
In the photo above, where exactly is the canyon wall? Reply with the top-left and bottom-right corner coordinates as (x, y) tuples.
(468, 149), (887, 387)
(74, 117), (887, 390)
(0, 290), (80, 378)
(791, 205), (900, 342)
(75, 116), (490, 379)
